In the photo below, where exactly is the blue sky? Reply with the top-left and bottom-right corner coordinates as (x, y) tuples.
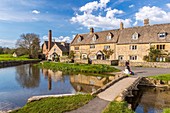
(0, 0), (170, 48)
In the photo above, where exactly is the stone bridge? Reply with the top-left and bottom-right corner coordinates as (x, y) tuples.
(97, 76), (142, 102)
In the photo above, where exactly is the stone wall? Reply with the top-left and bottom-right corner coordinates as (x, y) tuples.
(74, 59), (88, 64)
(92, 60), (118, 65)
(119, 61), (170, 68)
(0, 60), (41, 68)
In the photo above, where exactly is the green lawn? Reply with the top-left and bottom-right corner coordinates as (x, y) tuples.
(11, 94), (94, 113)
(38, 62), (120, 74)
(149, 74), (170, 81)
(0, 54), (35, 61)
(163, 108), (170, 113)
(102, 101), (134, 113)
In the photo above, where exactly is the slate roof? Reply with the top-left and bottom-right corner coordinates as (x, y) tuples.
(43, 41), (70, 52)
(71, 23), (170, 46)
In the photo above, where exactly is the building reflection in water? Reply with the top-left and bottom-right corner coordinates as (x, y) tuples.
(69, 74), (115, 93)
(42, 69), (64, 90)
(15, 64), (40, 88)
(42, 68), (115, 93)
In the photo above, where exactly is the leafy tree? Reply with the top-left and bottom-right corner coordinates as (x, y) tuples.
(16, 33), (40, 58)
(143, 46), (168, 62)
(68, 50), (75, 62)
(103, 49), (114, 59)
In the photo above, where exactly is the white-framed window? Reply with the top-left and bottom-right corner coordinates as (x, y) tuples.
(118, 55), (124, 60)
(132, 32), (139, 40)
(104, 45), (110, 50)
(130, 45), (137, 50)
(92, 35), (97, 42)
(158, 32), (166, 38)
(129, 55), (137, 60)
(106, 32), (113, 40)
(77, 36), (83, 42)
(90, 45), (95, 49)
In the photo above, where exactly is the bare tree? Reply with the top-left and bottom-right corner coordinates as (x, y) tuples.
(16, 33), (40, 58)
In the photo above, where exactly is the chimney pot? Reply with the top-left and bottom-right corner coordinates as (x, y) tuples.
(90, 27), (94, 34)
(144, 19), (149, 26)
(120, 22), (124, 30)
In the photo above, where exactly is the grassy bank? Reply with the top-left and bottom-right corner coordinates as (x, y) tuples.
(38, 62), (120, 74)
(102, 101), (134, 113)
(149, 74), (170, 81)
(11, 94), (94, 113)
(0, 54), (35, 61)
(163, 108), (170, 113)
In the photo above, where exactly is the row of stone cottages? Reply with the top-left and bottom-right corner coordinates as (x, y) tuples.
(42, 19), (170, 64)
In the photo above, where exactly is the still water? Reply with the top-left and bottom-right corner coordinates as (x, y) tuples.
(126, 86), (170, 113)
(0, 63), (112, 111)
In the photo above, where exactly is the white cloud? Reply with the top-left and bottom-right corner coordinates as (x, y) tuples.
(32, 10), (40, 14)
(0, 39), (16, 48)
(129, 5), (134, 8)
(70, 0), (131, 29)
(135, 6), (170, 24)
(166, 3), (170, 8)
(43, 35), (72, 43)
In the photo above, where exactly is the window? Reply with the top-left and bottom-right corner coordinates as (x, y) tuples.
(77, 36), (83, 42)
(158, 32), (166, 38)
(82, 54), (87, 59)
(118, 55), (124, 60)
(132, 32), (139, 40)
(90, 45), (95, 49)
(92, 34), (98, 42)
(129, 55), (137, 60)
(156, 45), (165, 50)
(130, 45), (137, 50)
(74, 47), (79, 50)
(106, 36), (112, 40)
(104, 45), (110, 50)
(54, 48), (56, 52)
(106, 32), (113, 40)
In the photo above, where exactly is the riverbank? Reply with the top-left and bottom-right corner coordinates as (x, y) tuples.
(38, 61), (120, 74)
(0, 60), (41, 68)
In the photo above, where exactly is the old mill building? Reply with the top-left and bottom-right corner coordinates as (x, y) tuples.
(70, 19), (170, 62)
(42, 30), (70, 60)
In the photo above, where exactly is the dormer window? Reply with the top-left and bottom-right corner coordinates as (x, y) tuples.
(106, 32), (113, 40)
(92, 34), (98, 42)
(132, 32), (139, 40)
(77, 36), (83, 42)
(158, 32), (167, 38)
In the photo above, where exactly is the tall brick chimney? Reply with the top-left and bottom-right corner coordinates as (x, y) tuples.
(120, 22), (124, 30)
(48, 30), (52, 51)
(90, 27), (94, 34)
(144, 19), (149, 26)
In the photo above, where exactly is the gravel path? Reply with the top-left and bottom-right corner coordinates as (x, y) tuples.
(66, 97), (109, 113)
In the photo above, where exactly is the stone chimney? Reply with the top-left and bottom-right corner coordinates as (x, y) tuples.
(48, 30), (52, 51)
(90, 27), (94, 34)
(144, 19), (149, 26)
(120, 22), (124, 30)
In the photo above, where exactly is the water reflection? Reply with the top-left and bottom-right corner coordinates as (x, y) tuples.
(15, 64), (40, 88)
(126, 86), (170, 113)
(70, 74), (112, 93)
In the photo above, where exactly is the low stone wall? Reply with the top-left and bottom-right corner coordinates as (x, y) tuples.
(139, 77), (170, 87)
(119, 61), (170, 68)
(91, 73), (127, 95)
(0, 60), (41, 68)
(74, 59), (88, 64)
(92, 60), (118, 65)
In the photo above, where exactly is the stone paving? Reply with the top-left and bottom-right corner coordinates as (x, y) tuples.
(98, 77), (138, 102)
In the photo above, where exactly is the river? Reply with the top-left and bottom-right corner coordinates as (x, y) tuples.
(0, 63), (112, 111)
